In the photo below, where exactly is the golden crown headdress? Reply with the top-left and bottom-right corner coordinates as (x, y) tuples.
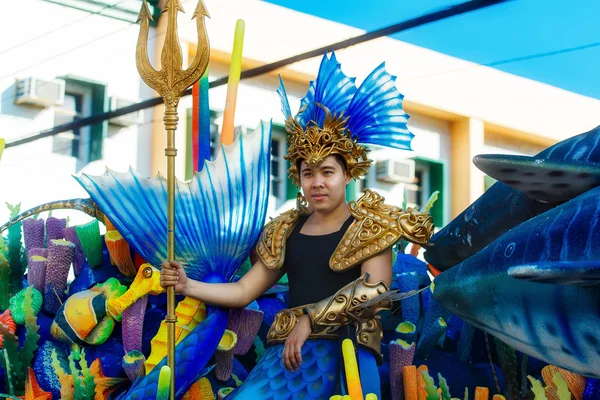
(278, 52), (414, 186)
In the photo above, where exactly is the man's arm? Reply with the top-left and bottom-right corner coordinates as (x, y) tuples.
(360, 247), (392, 286)
(283, 248), (393, 372)
(166, 258), (284, 308)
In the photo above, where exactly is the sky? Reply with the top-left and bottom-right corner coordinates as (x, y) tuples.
(265, 0), (600, 100)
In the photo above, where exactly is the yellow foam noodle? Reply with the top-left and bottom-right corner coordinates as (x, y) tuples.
(341, 338), (363, 400)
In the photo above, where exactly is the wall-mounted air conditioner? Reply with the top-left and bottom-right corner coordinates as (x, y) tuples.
(375, 159), (416, 184)
(108, 97), (143, 126)
(15, 77), (65, 107)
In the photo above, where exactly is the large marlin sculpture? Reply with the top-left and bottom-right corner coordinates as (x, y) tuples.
(425, 125), (600, 271)
(429, 125), (600, 378)
(433, 183), (600, 378)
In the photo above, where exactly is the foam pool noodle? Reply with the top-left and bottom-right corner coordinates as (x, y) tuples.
(123, 350), (147, 382)
(105, 230), (137, 277)
(22, 218), (45, 254)
(226, 307), (264, 355)
(390, 339), (416, 400)
(416, 317), (447, 359)
(43, 239), (76, 314)
(63, 226), (86, 277)
(27, 255), (47, 293)
(75, 219), (103, 268)
(45, 217), (66, 242)
(215, 329), (238, 381)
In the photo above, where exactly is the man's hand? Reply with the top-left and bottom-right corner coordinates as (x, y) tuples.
(160, 260), (188, 294)
(282, 315), (311, 372)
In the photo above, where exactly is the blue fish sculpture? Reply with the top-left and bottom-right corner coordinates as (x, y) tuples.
(433, 183), (600, 378)
(425, 125), (600, 270)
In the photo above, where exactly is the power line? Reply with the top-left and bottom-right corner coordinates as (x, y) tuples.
(6, 0), (511, 148)
(0, 0), (130, 57)
(0, 0), (219, 108)
(487, 40), (600, 67)
(0, 22), (137, 82)
(398, 40), (600, 84)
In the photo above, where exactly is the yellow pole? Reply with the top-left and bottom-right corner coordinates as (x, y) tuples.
(220, 20), (245, 145)
(135, 1), (210, 398)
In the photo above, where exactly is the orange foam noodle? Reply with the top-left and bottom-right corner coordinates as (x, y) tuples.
(220, 19), (245, 145)
(427, 263), (442, 277)
(417, 365), (429, 400)
(402, 365), (418, 400)
(105, 230), (137, 276)
(104, 216), (116, 231)
(475, 387), (490, 400)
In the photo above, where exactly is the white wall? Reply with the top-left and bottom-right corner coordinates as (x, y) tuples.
(0, 0), (153, 225)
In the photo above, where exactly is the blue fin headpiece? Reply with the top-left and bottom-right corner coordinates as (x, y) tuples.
(277, 52), (413, 185)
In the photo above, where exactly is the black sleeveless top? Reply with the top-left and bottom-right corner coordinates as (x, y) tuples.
(283, 215), (362, 308)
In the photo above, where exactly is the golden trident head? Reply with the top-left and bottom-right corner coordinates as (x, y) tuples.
(136, 0), (210, 110)
(135, 1), (210, 398)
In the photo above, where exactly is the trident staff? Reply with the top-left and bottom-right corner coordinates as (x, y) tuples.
(135, 1), (210, 398)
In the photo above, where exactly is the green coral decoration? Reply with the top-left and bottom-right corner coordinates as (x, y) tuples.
(0, 237), (10, 310)
(0, 286), (40, 395)
(8, 286), (43, 325)
(0, 332), (18, 396)
(423, 191), (440, 213)
(254, 336), (266, 363)
(231, 373), (243, 387)
(51, 347), (74, 400)
(552, 371), (572, 400)
(527, 376), (548, 400)
(439, 374), (452, 400)
(51, 345), (100, 400)
(422, 370), (442, 400)
(421, 370), (453, 400)
(5, 203), (27, 298)
(21, 286), (40, 375)
(75, 219), (103, 267)
(69, 345), (96, 400)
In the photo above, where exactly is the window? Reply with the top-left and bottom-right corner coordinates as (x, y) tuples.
(53, 92), (83, 158)
(411, 158), (446, 228)
(52, 77), (107, 171)
(271, 136), (286, 205)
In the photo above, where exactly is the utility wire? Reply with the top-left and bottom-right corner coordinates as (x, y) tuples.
(398, 40), (600, 83)
(0, 0), (130, 57)
(5, 0), (511, 149)
(0, 0), (221, 108)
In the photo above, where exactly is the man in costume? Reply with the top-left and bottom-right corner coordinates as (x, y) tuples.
(161, 52), (434, 398)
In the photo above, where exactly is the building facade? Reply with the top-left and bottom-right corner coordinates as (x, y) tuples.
(0, 0), (161, 224)
(2, 0), (600, 231)
(155, 0), (600, 228)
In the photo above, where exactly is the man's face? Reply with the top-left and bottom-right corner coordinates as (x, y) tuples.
(300, 155), (351, 213)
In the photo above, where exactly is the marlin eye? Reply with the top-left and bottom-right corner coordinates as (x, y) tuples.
(504, 242), (516, 258)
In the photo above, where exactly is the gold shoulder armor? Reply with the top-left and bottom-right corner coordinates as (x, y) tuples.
(256, 194), (313, 270)
(330, 189), (435, 272)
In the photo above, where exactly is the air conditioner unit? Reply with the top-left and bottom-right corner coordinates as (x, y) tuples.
(15, 77), (65, 107)
(108, 97), (143, 126)
(375, 159), (416, 184)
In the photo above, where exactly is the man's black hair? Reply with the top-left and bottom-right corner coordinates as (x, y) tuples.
(297, 154), (347, 177)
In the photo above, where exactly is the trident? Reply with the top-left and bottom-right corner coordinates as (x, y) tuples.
(136, 0), (210, 397)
